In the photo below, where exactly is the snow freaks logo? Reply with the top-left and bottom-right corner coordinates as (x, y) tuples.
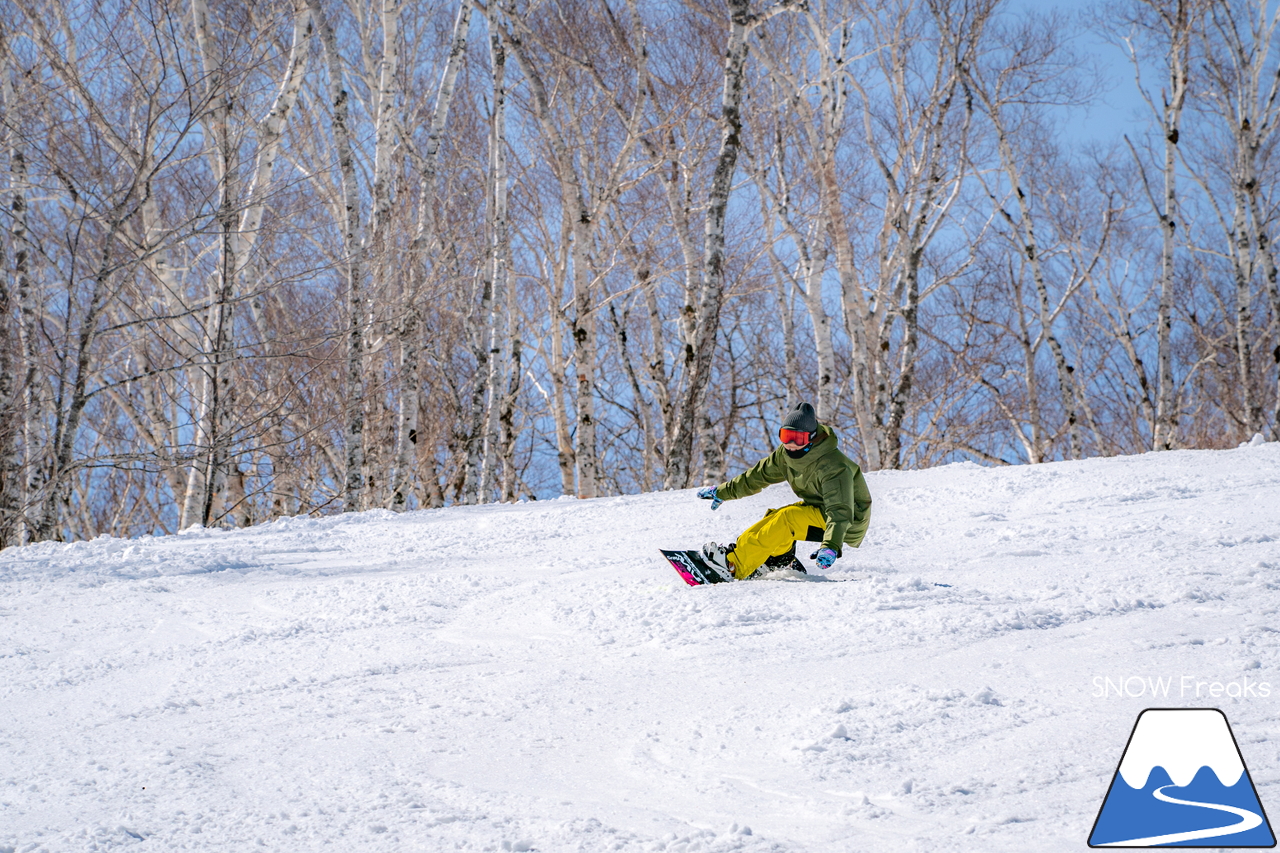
(1092, 675), (1272, 700)
(1088, 708), (1276, 848)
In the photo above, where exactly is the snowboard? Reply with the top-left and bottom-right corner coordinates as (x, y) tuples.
(661, 548), (735, 586)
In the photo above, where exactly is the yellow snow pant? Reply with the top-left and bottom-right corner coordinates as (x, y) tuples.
(730, 503), (828, 579)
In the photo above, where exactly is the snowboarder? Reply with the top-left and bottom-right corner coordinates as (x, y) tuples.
(697, 402), (871, 579)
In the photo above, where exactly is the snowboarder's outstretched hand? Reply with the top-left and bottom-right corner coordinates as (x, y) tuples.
(697, 486), (723, 510)
(811, 547), (837, 569)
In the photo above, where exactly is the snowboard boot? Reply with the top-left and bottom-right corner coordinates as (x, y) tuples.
(701, 542), (737, 582)
(763, 545), (807, 574)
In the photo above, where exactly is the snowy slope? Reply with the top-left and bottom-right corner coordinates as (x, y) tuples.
(3, 442), (1280, 852)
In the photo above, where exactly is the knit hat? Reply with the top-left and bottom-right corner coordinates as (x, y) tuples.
(781, 402), (819, 434)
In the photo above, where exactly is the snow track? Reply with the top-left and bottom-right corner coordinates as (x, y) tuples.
(3, 444), (1280, 851)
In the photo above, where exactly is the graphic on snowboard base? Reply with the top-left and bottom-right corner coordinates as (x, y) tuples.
(661, 549), (734, 586)
(1089, 708), (1275, 848)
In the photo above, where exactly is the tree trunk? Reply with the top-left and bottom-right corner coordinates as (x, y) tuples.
(461, 271), (491, 505)
(185, 0), (237, 527)
(749, 139), (834, 419)
(979, 108), (1086, 460)
(40, 220), (124, 540)
(483, 21), (516, 501)
(1, 51), (42, 543)
(1200, 0), (1280, 439)
(306, 0), (368, 512)
(841, 0), (990, 469)
(663, 0), (757, 489)
(479, 28), (507, 501)
(388, 0), (472, 510)
(609, 302), (655, 492)
(1151, 1), (1195, 451)
(0, 72), (15, 545)
(1230, 182), (1261, 436)
(547, 226), (576, 496)
(1249, 189), (1280, 441)
(500, 15), (624, 498)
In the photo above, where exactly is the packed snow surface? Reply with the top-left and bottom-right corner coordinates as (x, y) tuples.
(4, 443), (1280, 852)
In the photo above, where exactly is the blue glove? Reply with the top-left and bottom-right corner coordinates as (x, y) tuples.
(697, 486), (723, 510)
(810, 547), (837, 569)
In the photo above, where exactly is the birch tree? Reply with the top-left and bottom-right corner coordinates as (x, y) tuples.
(0, 32), (40, 544)
(6, 1), (210, 538)
(750, 5), (849, 422)
(967, 13), (1107, 461)
(1181, 0), (1280, 440)
(479, 8), (518, 501)
(386, 0), (473, 510)
(1116, 0), (1209, 450)
(499, 0), (653, 499)
(218, 2), (314, 525)
(0, 38), (19, 544)
(662, 0), (801, 489)
(838, 0), (994, 470)
(337, 0), (402, 511)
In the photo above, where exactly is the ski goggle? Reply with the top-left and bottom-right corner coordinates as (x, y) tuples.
(779, 428), (812, 446)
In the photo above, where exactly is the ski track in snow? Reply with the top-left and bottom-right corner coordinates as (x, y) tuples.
(2, 444), (1280, 851)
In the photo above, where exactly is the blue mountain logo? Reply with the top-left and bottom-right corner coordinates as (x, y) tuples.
(1089, 708), (1275, 847)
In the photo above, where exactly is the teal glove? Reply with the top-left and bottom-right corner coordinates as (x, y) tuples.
(697, 486), (723, 510)
(811, 547), (837, 569)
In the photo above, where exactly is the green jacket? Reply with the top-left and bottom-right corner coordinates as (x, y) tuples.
(716, 425), (872, 553)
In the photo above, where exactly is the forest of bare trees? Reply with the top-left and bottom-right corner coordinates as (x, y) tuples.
(0, 0), (1277, 545)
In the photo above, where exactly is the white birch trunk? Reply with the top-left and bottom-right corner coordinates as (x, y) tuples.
(370, 0), (400, 240)
(778, 281), (801, 407)
(1147, 1), (1195, 452)
(980, 110), (1086, 460)
(235, 2), (314, 293)
(2, 57), (42, 543)
(480, 21), (511, 500)
(500, 24), (599, 497)
(184, 0), (234, 528)
(1154, 93), (1182, 452)
(639, 256), (671, 475)
(356, 1), (401, 508)
(389, 0), (473, 510)
(1230, 181), (1260, 435)
(841, 0), (988, 469)
(608, 300), (655, 491)
(305, 0), (369, 512)
(461, 272), (491, 505)
(663, 0), (756, 490)
(495, 24), (520, 502)
(753, 157), (834, 418)
(548, 230), (576, 496)
(1249, 189), (1280, 440)
(498, 293), (522, 501)
(1202, 0), (1280, 439)
(0, 56), (18, 543)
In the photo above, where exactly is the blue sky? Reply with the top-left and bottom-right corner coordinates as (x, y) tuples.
(1005, 0), (1155, 148)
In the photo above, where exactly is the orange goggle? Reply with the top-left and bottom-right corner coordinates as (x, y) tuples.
(779, 428), (812, 446)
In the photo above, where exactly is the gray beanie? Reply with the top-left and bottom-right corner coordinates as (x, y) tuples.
(781, 402), (819, 433)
